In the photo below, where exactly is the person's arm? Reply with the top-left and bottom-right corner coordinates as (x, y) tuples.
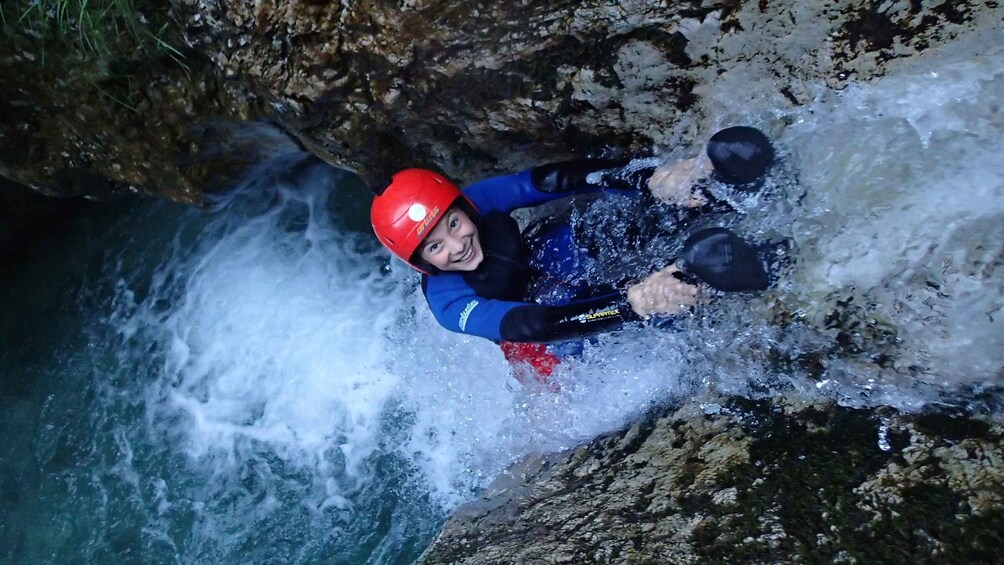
(649, 126), (776, 206)
(463, 159), (655, 214)
(425, 266), (701, 343)
(424, 273), (634, 342)
(647, 154), (714, 207)
(498, 291), (639, 342)
(528, 158), (652, 194)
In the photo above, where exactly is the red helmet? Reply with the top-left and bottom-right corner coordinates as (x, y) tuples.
(371, 168), (474, 272)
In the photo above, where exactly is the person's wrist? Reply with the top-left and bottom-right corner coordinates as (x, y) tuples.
(694, 152), (713, 176)
(626, 283), (652, 318)
(647, 156), (710, 206)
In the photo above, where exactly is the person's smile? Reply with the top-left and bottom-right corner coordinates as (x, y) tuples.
(420, 207), (484, 272)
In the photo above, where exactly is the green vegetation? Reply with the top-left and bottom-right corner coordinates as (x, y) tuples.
(2, 0), (185, 69)
(15, 0), (142, 57)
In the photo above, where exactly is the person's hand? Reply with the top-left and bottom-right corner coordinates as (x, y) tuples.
(647, 154), (712, 208)
(626, 264), (700, 317)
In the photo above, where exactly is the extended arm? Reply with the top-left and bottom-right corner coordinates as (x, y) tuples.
(425, 265), (702, 343)
(499, 291), (638, 342)
(502, 262), (706, 342)
(529, 159), (653, 194)
(425, 274), (639, 343)
(649, 126), (776, 206)
(463, 159), (655, 214)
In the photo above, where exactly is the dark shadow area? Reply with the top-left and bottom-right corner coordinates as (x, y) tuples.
(0, 176), (100, 277)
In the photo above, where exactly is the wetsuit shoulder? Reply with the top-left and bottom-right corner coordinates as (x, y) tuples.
(462, 170), (555, 214)
(423, 271), (526, 341)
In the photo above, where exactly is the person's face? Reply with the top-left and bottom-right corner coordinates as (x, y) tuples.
(419, 207), (483, 271)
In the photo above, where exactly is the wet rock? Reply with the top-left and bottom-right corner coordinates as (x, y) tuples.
(2, 1), (999, 199)
(419, 400), (1004, 564)
(170, 0), (1002, 190)
(0, 0), (283, 203)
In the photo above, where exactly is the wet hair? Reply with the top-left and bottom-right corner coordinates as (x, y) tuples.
(409, 197), (481, 274)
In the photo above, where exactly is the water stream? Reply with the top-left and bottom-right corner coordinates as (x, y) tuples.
(1, 29), (1002, 565)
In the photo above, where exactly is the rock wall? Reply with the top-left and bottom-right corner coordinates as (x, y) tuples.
(3, 0), (999, 199)
(2, 2), (1002, 561)
(0, 0), (289, 203)
(419, 400), (1004, 564)
(171, 0), (1001, 189)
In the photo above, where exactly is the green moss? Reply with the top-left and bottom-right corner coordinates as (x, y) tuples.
(913, 414), (996, 442)
(850, 484), (1004, 564)
(690, 402), (1001, 563)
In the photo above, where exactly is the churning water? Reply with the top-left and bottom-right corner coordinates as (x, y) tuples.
(2, 32), (1003, 565)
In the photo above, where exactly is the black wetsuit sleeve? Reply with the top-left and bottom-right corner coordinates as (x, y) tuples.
(499, 291), (641, 343)
(529, 127), (774, 198)
(530, 159), (655, 194)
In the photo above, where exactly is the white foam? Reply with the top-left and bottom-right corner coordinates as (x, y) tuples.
(770, 40), (1004, 386)
(104, 30), (1004, 562)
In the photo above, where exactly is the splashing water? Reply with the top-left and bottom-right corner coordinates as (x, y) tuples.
(1, 32), (1003, 565)
(752, 37), (1004, 408)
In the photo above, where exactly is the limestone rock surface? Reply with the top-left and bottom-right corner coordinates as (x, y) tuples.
(419, 400), (1004, 564)
(3, 0), (999, 199)
(171, 0), (1001, 188)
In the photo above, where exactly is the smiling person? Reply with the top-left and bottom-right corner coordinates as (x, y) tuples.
(370, 126), (776, 384)
(418, 206), (483, 271)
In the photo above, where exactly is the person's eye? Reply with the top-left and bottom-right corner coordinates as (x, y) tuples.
(450, 217), (459, 230)
(427, 242), (440, 254)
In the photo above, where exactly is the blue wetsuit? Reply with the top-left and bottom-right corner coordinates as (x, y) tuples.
(420, 126), (776, 346)
(422, 161), (645, 344)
